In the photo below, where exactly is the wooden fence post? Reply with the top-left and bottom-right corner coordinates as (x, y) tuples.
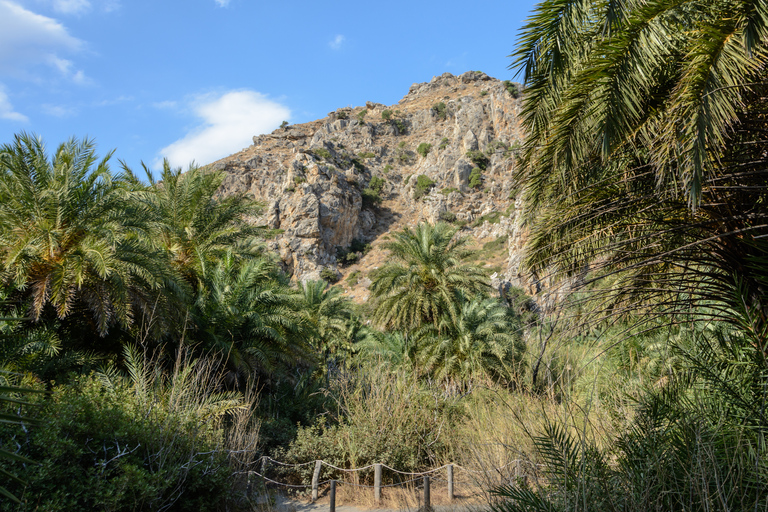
(423, 475), (431, 511)
(374, 463), (382, 505)
(447, 464), (454, 501)
(330, 480), (336, 512)
(312, 460), (322, 502)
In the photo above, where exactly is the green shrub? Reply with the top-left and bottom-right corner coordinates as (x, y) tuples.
(472, 211), (503, 227)
(439, 137), (450, 150)
(438, 210), (457, 223)
(440, 187), (459, 195)
(417, 143), (432, 158)
(368, 176), (385, 194)
(502, 80), (520, 98)
(356, 110), (368, 122)
(480, 90), (488, 97)
(313, 147), (332, 160)
(262, 228), (285, 239)
(320, 267), (338, 283)
(280, 120), (289, 128)
(0, 357), (254, 512)
(392, 118), (407, 134)
(284, 186), (296, 193)
(469, 167), (483, 189)
(466, 150), (490, 170)
(383, 164), (392, 174)
(432, 102), (447, 120)
(358, 151), (375, 159)
(414, 175), (436, 199)
(346, 270), (362, 286)
(336, 111), (349, 120)
(381, 110), (393, 121)
(362, 188), (381, 209)
(294, 175), (306, 185)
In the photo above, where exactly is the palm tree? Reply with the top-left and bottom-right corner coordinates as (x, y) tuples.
(369, 222), (489, 331)
(127, 160), (264, 293)
(190, 251), (313, 380)
(416, 295), (526, 390)
(512, 0), (768, 340)
(297, 280), (355, 370)
(0, 133), (162, 336)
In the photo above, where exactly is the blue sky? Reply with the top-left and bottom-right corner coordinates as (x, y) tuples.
(0, 0), (537, 172)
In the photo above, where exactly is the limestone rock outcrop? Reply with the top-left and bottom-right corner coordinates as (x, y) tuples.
(211, 71), (548, 302)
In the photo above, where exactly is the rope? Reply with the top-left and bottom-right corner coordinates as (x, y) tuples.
(320, 461), (378, 473)
(379, 463), (452, 476)
(261, 456), (318, 468)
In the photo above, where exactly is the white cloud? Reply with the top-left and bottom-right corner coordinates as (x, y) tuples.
(0, 1), (85, 79)
(214, 0), (229, 6)
(157, 90), (290, 168)
(41, 103), (75, 117)
(0, 87), (28, 122)
(329, 34), (345, 50)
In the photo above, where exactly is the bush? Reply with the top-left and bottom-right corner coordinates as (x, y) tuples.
(439, 137), (450, 151)
(414, 175), (436, 200)
(417, 143), (432, 158)
(320, 267), (339, 283)
(439, 210), (457, 223)
(502, 80), (520, 98)
(469, 167), (483, 189)
(356, 110), (368, 122)
(294, 175), (306, 185)
(466, 150), (490, 170)
(382, 164), (392, 174)
(368, 176), (385, 194)
(440, 187), (460, 195)
(381, 110), (393, 121)
(346, 270), (362, 286)
(0, 355), (256, 512)
(358, 151), (375, 159)
(313, 147), (332, 160)
(432, 102), (447, 120)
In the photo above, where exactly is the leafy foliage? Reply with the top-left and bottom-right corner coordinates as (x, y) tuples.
(369, 222), (489, 331)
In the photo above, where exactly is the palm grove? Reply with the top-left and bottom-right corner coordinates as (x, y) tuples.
(2, 0), (768, 508)
(0, 133), (528, 509)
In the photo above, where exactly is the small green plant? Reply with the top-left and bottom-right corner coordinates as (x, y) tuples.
(472, 211), (504, 227)
(414, 175), (436, 199)
(486, 140), (509, 156)
(382, 164), (392, 174)
(294, 176), (307, 185)
(336, 111), (349, 120)
(356, 110), (368, 122)
(440, 187), (459, 195)
(280, 120), (289, 128)
(404, 174), (412, 185)
(398, 141), (407, 149)
(502, 80), (520, 98)
(362, 175), (385, 208)
(417, 143), (432, 158)
(284, 186), (296, 193)
(439, 137), (450, 150)
(392, 118), (407, 133)
(346, 270), (362, 286)
(432, 102), (447, 120)
(320, 267), (339, 283)
(358, 151), (375, 159)
(466, 150), (490, 170)
(480, 90), (488, 97)
(368, 176), (385, 194)
(262, 228), (285, 239)
(438, 210), (457, 223)
(381, 110), (393, 121)
(313, 147), (332, 160)
(469, 167), (483, 189)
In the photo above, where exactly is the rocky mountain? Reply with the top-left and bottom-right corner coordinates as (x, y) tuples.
(211, 71), (550, 306)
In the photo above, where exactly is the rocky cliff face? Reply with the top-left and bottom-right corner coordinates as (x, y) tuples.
(212, 71), (547, 303)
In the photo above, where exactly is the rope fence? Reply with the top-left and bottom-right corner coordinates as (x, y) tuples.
(243, 455), (543, 509)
